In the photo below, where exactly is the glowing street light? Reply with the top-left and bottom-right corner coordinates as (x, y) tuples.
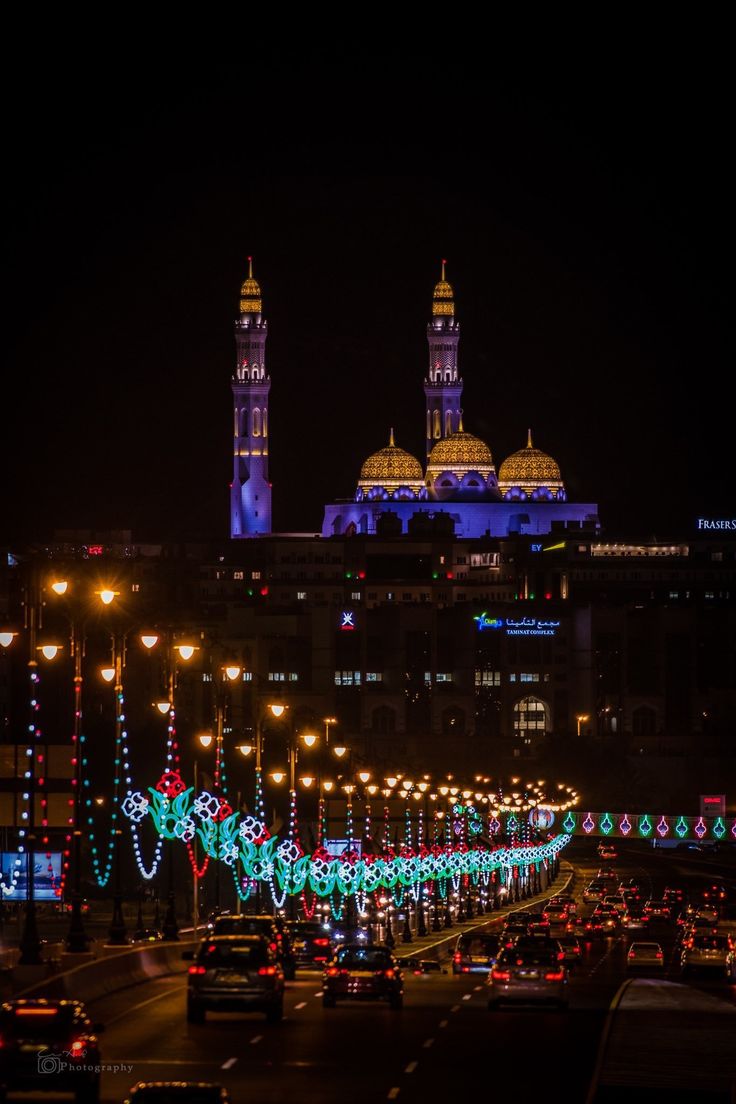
(96, 589), (119, 606)
(0, 631), (18, 648)
(50, 580), (68, 596)
(224, 665), (241, 681)
(100, 667), (116, 683)
(576, 713), (590, 736)
(155, 701), (171, 714)
(140, 634), (159, 650)
(301, 732), (318, 748)
(198, 733), (214, 749)
(38, 644), (62, 661)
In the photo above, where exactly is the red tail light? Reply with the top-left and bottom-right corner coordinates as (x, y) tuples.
(629, 952), (636, 958)
(269, 942), (278, 952)
(68, 1040), (86, 1060)
(545, 970), (565, 981)
(313, 938), (330, 947)
(258, 966), (277, 976)
(491, 968), (510, 981)
(188, 965), (206, 975)
(326, 967), (350, 976)
(656, 951), (663, 959)
(453, 952), (462, 962)
(376, 968), (395, 978)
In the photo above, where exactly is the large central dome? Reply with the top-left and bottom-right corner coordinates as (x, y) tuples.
(427, 431), (494, 472)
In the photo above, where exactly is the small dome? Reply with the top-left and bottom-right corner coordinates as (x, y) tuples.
(498, 429), (562, 484)
(239, 257), (262, 313)
(358, 430), (424, 489)
(427, 431), (494, 472)
(432, 259), (454, 316)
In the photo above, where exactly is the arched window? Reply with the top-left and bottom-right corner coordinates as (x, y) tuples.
(445, 369), (452, 382)
(234, 408), (239, 436)
(371, 705), (396, 734)
(513, 696), (549, 752)
(433, 409), (441, 438)
(252, 408), (261, 436)
(262, 408), (268, 438)
(426, 410), (432, 439)
(445, 410), (452, 435)
(240, 408), (249, 437)
(632, 706), (657, 737)
(442, 706), (465, 735)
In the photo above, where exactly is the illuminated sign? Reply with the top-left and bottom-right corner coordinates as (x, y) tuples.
(339, 610), (356, 631)
(474, 613), (560, 636)
(0, 852), (63, 900)
(699, 794), (726, 817)
(530, 543), (543, 552)
(696, 518), (736, 531)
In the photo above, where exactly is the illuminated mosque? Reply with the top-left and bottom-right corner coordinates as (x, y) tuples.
(230, 261), (600, 540)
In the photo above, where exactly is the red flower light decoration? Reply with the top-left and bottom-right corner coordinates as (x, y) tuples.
(156, 769), (186, 798)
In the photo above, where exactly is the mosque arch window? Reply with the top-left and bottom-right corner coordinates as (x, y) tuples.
(262, 408), (268, 438)
(239, 408), (249, 437)
(371, 705), (396, 734)
(433, 410), (441, 438)
(445, 410), (452, 435)
(252, 408), (261, 436)
(632, 705), (657, 737)
(513, 696), (549, 752)
(426, 410), (432, 439)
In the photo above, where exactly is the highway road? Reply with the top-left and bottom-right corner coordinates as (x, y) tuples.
(6, 840), (736, 1103)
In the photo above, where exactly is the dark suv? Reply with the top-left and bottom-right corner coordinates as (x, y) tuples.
(184, 934), (285, 1023)
(323, 943), (403, 1009)
(452, 933), (501, 974)
(285, 920), (335, 967)
(210, 914), (296, 979)
(0, 999), (104, 1103)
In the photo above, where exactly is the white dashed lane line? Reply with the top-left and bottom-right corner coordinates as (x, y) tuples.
(387, 1089), (400, 1100)
(423, 1038), (434, 1049)
(221, 1057), (237, 1070)
(295, 1002), (307, 1010)
(439, 1020), (449, 1028)
(462, 993), (472, 1001)
(450, 1004), (460, 1013)
(473, 985), (482, 991)
(405, 1061), (418, 1074)
(314, 991), (324, 997)
(250, 1035), (263, 1045)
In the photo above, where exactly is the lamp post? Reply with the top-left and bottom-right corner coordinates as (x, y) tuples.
(576, 713), (590, 737)
(106, 634), (128, 945)
(141, 632), (198, 940)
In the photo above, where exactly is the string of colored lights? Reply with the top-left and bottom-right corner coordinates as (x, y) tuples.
(561, 810), (736, 840)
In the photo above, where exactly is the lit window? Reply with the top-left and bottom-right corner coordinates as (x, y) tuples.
(288, 673), (299, 682)
(269, 672), (285, 682)
(474, 670), (501, 687)
(366, 672), (383, 682)
(436, 673), (453, 682)
(242, 671), (252, 681)
(233, 571), (244, 580)
(334, 671), (362, 686)
(351, 591), (361, 601)
(202, 673), (212, 683)
(131, 583), (140, 593)
(509, 673), (516, 682)
(252, 571), (261, 580)
(297, 591), (307, 600)
(705, 591), (715, 599)
(520, 673), (540, 682)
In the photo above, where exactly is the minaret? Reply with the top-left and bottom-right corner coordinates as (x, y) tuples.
(230, 258), (272, 537)
(424, 260), (463, 463)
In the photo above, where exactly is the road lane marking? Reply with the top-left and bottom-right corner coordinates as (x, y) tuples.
(388, 1090), (400, 1099)
(450, 1004), (460, 1012)
(439, 1019), (449, 1028)
(221, 1058), (238, 1070)
(105, 980), (187, 1026)
(423, 1038), (434, 1048)
(473, 985), (482, 991)
(250, 1035), (263, 1045)
(314, 991), (324, 997)
(405, 1061), (418, 1074)
(295, 1002), (307, 1010)
(462, 993), (472, 1000)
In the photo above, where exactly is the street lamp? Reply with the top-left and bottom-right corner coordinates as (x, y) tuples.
(576, 713), (590, 737)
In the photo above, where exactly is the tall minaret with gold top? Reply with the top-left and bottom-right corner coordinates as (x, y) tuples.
(230, 258), (272, 537)
(424, 260), (463, 463)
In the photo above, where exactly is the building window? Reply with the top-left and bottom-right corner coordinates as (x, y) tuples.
(366, 672), (383, 682)
(668, 590), (679, 599)
(242, 672), (253, 682)
(475, 670), (501, 687)
(436, 673), (453, 682)
(131, 583), (140, 592)
(288, 673), (299, 682)
(386, 592), (395, 601)
(233, 571), (244, 580)
(252, 571), (261, 580)
(334, 670), (361, 686)
(202, 673), (212, 683)
(711, 552), (723, 562)
(520, 673), (540, 683)
(269, 672), (285, 682)
(705, 591), (715, 599)
(297, 591), (307, 600)
(402, 593), (412, 601)
(351, 591), (362, 601)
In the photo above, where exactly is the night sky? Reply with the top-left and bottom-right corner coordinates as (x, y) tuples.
(6, 66), (732, 546)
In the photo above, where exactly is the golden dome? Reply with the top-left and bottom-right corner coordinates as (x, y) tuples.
(358, 430), (424, 488)
(498, 429), (562, 485)
(432, 259), (454, 316)
(427, 431), (494, 473)
(239, 256), (262, 313)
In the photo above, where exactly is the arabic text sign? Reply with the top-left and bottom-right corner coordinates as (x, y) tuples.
(474, 613), (560, 636)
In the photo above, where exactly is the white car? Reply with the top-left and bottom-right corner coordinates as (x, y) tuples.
(627, 942), (664, 971)
(681, 934), (735, 979)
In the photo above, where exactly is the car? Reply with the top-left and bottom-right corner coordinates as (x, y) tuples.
(696, 905), (720, 924)
(404, 957), (445, 976)
(597, 844), (617, 860)
(621, 907), (649, 930)
(682, 915), (720, 946)
(131, 928), (164, 944)
(501, 916), (530, 946)
(681, 934), (735, 979)
(0, 999), (104, 1103)
(210, 914), (296, 979)
(487, 946), (568, 1010)
(643, 899), (671, 922)
(549, 894), (577, 915)
(124, 1084), (230, 1104)
(542, 903), (569, 928)
(591, 904), (620, 932)
(523, 910), (551, 934)
(452, 932), (502, 974)
(512, 934), (565, 960)
(557, 935), (583, 967)
(603, 894), (627, 914)
(701, 883), (728, 907)
(626, 942), (664, 971)
(663, 886), (686, 908)
(322, 943), (403, 1009)
(184, 934), (285, 1023)
(582, 882), (606, 904)
(596, 869), (619, 883)
(285, 920), (335, 968)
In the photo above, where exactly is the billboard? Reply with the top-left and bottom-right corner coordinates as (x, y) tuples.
(323, 838), (362, 858)
(699, 795), (726, 818)
(0, 852), (63, 900)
